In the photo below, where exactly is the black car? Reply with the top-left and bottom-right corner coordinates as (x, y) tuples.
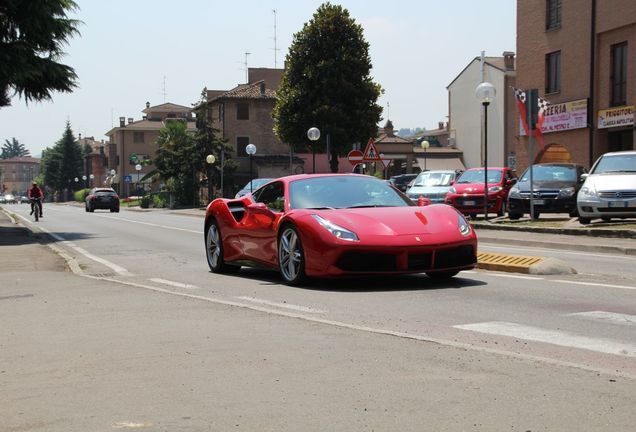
(85, 188), (120, 212)
(507, 163), (587, 219)
(388, 174), (418, 192)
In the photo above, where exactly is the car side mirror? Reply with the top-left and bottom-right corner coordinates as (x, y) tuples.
(580, 173), (589, 182)
(450, 180), (456, 186)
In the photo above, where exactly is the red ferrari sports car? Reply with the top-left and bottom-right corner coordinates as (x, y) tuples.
(204, 174), (477, 286)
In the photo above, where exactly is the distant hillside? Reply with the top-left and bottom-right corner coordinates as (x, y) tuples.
(397, 127), (425, 137)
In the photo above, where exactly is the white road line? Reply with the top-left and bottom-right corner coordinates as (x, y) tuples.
(235, 296), (327, 314)
(94, 214), (201, 234)
(552, 279), (636, 291)
(487, 273), (544, 280)
(454, 321), (636, 358)
(567, 311), (636, 326)
(15, 214), (132, 276)
(149, 278), (200, 290)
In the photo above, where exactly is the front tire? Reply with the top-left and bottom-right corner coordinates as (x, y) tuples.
(579, 217), (591, 225)
(508, 211), (522, 220)
(205, 220), (240, 274)
(278, 225), (307, 286)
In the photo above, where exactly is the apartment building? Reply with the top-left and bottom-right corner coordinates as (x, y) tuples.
(0, 156), (41, 195)
(516, 0), (635, 173)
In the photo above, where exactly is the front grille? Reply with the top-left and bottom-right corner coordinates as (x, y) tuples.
(598, 191), (636, 199)
(598, 207), (636, 213)
(434, 245), (476, 269)
(336, 252), (397, 272)
(408, 252), (433, 271)
(519, 190), (559, 199)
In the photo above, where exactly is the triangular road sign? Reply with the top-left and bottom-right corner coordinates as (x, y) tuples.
(362, 138), (381, 161)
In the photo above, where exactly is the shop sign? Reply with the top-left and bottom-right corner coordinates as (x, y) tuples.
(597, 105), (634, 129)
(520, 98), (588, 135)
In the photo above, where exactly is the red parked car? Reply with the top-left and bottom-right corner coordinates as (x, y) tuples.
(204, 174), (477, 286)
(445, 167), (517, 217)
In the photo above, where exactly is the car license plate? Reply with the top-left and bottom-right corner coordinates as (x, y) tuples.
(463, 200), (476, 206)
(532, 199), (546, 205)
(608, 201), (627, 208)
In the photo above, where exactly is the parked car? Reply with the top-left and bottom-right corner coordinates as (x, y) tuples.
(85, 187), (120, 212)
(205, 173), (477, 286)
(507, 163), (587, 219)
(235, 178), (274, 198)
(406, 170), (462, 204)
(388, 173), (418, 192)
(3, 194), (17, 204)
(0, 195), (6, 204)
(19, 195), (30, 204)
(577, 150), (636, 224)
(445, 167), (517, 217)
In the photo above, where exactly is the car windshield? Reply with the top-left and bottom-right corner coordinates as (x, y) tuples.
(412, 172), (454, 187)
(592, 154), (636, 174)
(520, 165), (576, 182)
(289, 176), (413, 210)
(456, 169), (502, 184)
(246, 178), (273, 190)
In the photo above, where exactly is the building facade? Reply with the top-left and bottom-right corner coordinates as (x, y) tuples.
(516, 0), (635, 173)
(0, 157), (41, 195)
(447, 52), (517, 171)
(105, 102), (196, 196)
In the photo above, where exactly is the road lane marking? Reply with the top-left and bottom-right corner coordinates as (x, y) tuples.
(567, 311), (636, 326)
(487, 273), (544, 280)
(14, 214), (132, 276)
(235, 296), (327, 314)
(552, 279), (636, 291)
(94, 214), (201, 234)
(149, 278), (200, 290)
(454, 321), (636, 358)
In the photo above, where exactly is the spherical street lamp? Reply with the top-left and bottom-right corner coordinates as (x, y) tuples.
(307, 127), (320, 174)
(245, 144), (257, 193)
(420, 140), (430, 171)
(205, 154), (216, 201)
(476, 81), (496, 221)
(89, 173), (94, 187)
(135, 163), (142, 195)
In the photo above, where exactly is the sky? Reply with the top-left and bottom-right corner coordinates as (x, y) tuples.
(0, 0), (516, 157)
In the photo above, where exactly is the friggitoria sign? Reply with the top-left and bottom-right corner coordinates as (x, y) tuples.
(598, 105), (634, 129)
(520, 98), (588, 135)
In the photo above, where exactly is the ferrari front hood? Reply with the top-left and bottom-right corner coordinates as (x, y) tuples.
(310, 206), (459, 236)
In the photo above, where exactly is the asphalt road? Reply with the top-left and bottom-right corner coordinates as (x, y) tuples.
(3, 202), (636, 431)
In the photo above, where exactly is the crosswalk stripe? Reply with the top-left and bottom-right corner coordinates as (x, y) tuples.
(454, 321), (636, 357)
(566, 311), (636, 326)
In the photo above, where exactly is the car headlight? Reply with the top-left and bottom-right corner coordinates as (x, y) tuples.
(311, 215), (359, 241)
(449, 187), (457, 194)
(508, 186), (521, 199)
(458, 214), (472, 236)
(558, 187), (575, 198)
(578, 185), (597, 199)
(488, 186), (503, 193)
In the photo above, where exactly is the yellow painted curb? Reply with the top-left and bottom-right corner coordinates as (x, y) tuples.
(477, 251), (544, 274)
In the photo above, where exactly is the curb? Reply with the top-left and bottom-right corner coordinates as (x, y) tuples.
(471, 222), (636, 239)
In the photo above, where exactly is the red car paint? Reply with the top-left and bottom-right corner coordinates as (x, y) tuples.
(205, 174), (477, 285)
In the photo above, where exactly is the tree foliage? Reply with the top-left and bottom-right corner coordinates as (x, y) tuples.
(272, 2), (383, 172)
(42, 121), (83, 193)
(0, 0), (81, 107)
(1, 137), (30, 158)
(154, 120), (197, 206)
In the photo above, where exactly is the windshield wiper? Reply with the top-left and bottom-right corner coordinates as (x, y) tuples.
(346, 204), (392, 209)
(304, 206), (335, 210)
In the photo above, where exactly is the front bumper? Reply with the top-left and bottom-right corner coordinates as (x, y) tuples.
(508, 197), (577, 214)
(578, 197), (636, 218)
(445, 194), (504, 214)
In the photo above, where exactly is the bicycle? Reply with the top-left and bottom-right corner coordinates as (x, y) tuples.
(30, 197), (42, 222)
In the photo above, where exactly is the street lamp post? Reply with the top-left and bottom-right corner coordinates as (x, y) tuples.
(135, 163), (142, 195)
(82, 175), (87, 188)
(420, 140), (430, 171)
(89, 174), (94, 188)
(476, 81), (496, 221)
(110, 169), (116, 194)
(206, 154), (216, 202)
(307, 127), (320, 174)
(245, 144), (257, 192)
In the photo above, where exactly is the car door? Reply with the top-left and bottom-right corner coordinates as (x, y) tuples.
(240, 181), (285, 265)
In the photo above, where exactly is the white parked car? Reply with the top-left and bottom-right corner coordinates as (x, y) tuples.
(577, 150), (636, 224)
(406, 170), (462, 204)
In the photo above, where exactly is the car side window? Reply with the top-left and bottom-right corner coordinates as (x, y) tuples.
(254, 182), (285, 212)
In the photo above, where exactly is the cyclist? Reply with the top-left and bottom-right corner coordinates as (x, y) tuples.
(27, 181), (44, 218)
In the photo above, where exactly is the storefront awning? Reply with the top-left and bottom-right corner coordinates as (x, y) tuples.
(416, 157), (465, 171)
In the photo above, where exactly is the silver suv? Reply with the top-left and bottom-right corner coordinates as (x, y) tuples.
(577, 150), (636, 224)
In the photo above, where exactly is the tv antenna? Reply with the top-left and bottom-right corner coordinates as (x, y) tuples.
(272, 9), (280, 68)
(161, 76), (167, 103)
(244, 51), (251, 83)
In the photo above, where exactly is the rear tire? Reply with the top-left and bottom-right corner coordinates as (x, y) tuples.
(34, 211), (39, 222)
(497, 201), (507, 217)
(205, 219), (240, 274)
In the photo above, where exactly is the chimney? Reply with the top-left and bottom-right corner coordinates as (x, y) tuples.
(438, 122), (445, 130)
(260, 82), (266, 95)
(146, 101), (150, 109)
(503, 51), (515, 71)
(384, 120), (394, 137)
(128, 117), (134, 125)
(119, 117), (126, 127)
